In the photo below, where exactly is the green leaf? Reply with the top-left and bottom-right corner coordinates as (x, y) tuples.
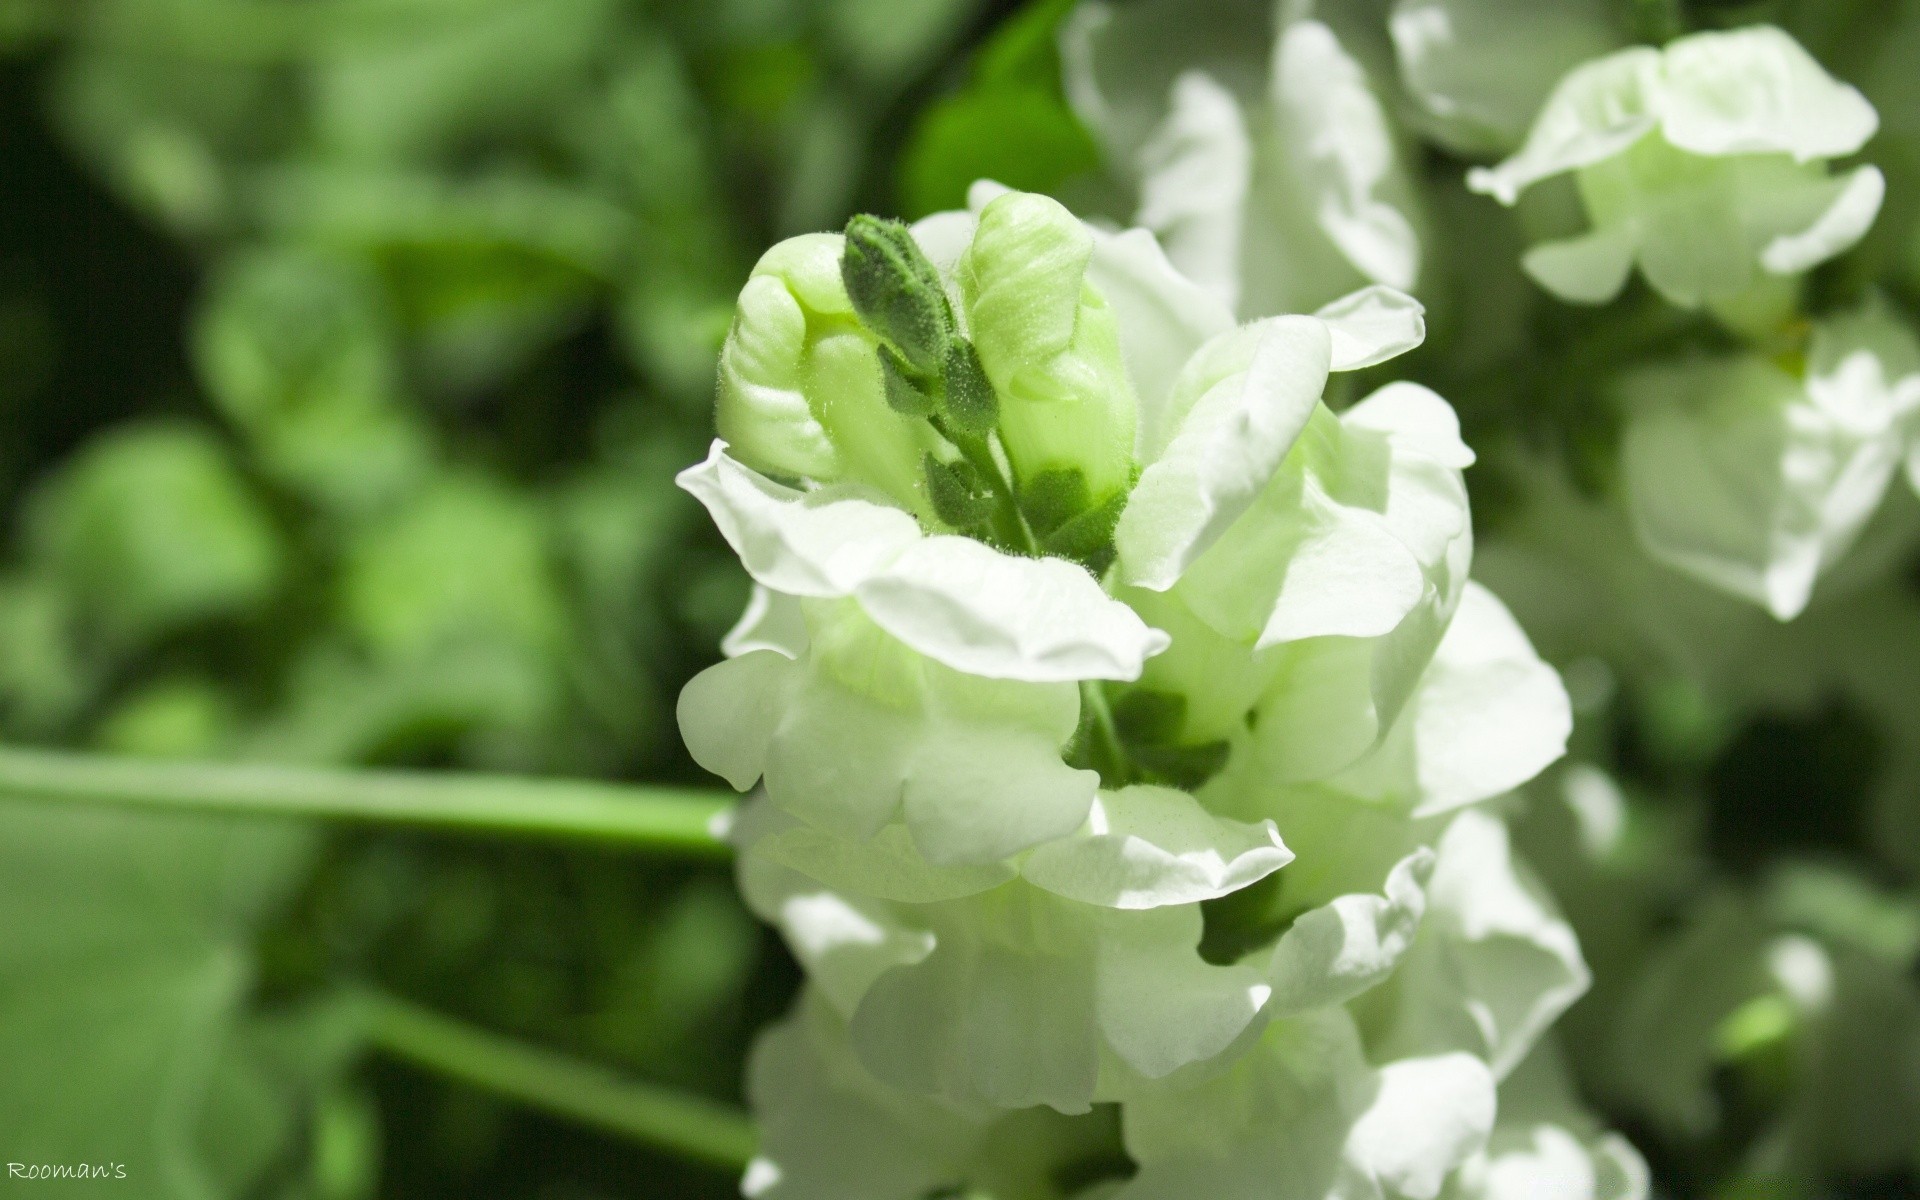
(924, 453), (996, 532)
(839, 214), (954, 376)
(878, 343), (937, 418)
(898, 86), (1101, 221)
(1018, 467), (1094, 539)
(940, 337), (999, 436)
(0, 799), (337, 1196)
(25, 421), (284, 651)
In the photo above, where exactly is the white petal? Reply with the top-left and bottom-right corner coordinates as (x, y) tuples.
(1273, 20), (1421, 291)
(1522, 225), (1638, 305)
(723, 584), (810, 658)
(1658, 25), (1878, 162)
(1021, 785), (1293, 909)
(1406, 583), (1572, 817)
(1760, 164), (1885, 275)
(1389, 0), (1628, 157)
(856, 536), (1170, 682)
(1117, 317), (1333, 591)
(1347, 1053), (1498, 1198)
(678, 442), (920, 598)
(1086, 226), (1237, 460)
(1467, 47), (1662, 204)
(758, 822), (1016, 903)
(1135, 70), (1252, 312)
(1313, 285), (1428, 371)
(677, 650), (796, 791)
(1342, 380), (1476, 470)
(1374, 811), (1591, 1079)
(901, 725), (1100, 865)
(1095, 904), (1273, 1080)
(1266, 849), (1433, 1013)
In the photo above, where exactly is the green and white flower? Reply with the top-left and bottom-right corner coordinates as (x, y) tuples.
(1064, 0), (1424, 316)
(1615, 300), (1920, 620)
(1468, 26), (1883, 321)
(682, 184), (1612, 1197)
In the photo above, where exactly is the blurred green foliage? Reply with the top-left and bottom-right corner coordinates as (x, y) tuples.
(0, 0), (1069, 1194)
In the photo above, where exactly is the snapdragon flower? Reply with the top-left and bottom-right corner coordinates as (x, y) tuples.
(680, 184), (1618, 1198)
(1062, 0), (1422, 316)
(1615, 300), (1920, 620)
(1468, 26), (1883, 323)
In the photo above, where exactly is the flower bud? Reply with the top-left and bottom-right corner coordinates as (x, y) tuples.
(959, 191), (1139, 512)
(716, 233), (938, 515)
(840, 214), (954, 378)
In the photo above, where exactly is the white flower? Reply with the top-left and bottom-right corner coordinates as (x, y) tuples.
(1616, 301), (1920, 619)
(1360, 809), (1591, 1081)
(1116, 1007), (1496, 1200)
(1468, 26), (1883, 313)
(1441, 1041), (1650, 1200)
(1388, 0), (1629, 156)
(1064, 0), (1424, 316)
(743, 988), (1116, 1200)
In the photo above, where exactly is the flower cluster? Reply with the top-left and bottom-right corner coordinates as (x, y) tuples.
(1468, 26), (1883, 326)
(678, 185), (1629, 1199)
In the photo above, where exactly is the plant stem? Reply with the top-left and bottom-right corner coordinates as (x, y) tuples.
(355, 988), (757, 1172)
(0, 744), (735, 857)
(1078, 681), (1133, 788)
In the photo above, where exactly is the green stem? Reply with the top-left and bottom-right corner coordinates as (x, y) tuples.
(942, 424), (1038, 556)
(356, 988), (757, 1172)
(0, 744), (734, 857)
(1078, 681), (1133, 788)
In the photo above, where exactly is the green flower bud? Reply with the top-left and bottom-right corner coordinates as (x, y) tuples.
(960, 192), (1139, 511)
(715, 232), (939, 516)
(841, 214), (954, 377)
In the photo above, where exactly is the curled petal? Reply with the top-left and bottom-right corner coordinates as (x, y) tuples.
(1265, 848), (1433, 1014)
(857, 536), (1171, 682)
(677, 442), (920, 598)
(1021, 785), (1293, 909)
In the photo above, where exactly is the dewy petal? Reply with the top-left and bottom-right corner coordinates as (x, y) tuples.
(1272, 20), (1421, 291)
(1021, 784), (1293, 909)
(722, 584), (810, 659)
(678, 442), (920, 598)
(1265, 848), (1433, 1014)
(1466, 47), (1662, 205)
(1117, 317), (1333, 591)
(1136, 70), (1253, 313)
(678, 649), (798, 791)
(901, 724), (1100, 866)
(1658, 25), (1878, 162)
(1404, 582), (1572, 817)
(856, 536), (1170, 682)
(1367, 811), (1590, 1081)
(1760, 164), (1885, 275)
(1313, 285), (1427, 372)
(1085, 226), (1237, 460)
